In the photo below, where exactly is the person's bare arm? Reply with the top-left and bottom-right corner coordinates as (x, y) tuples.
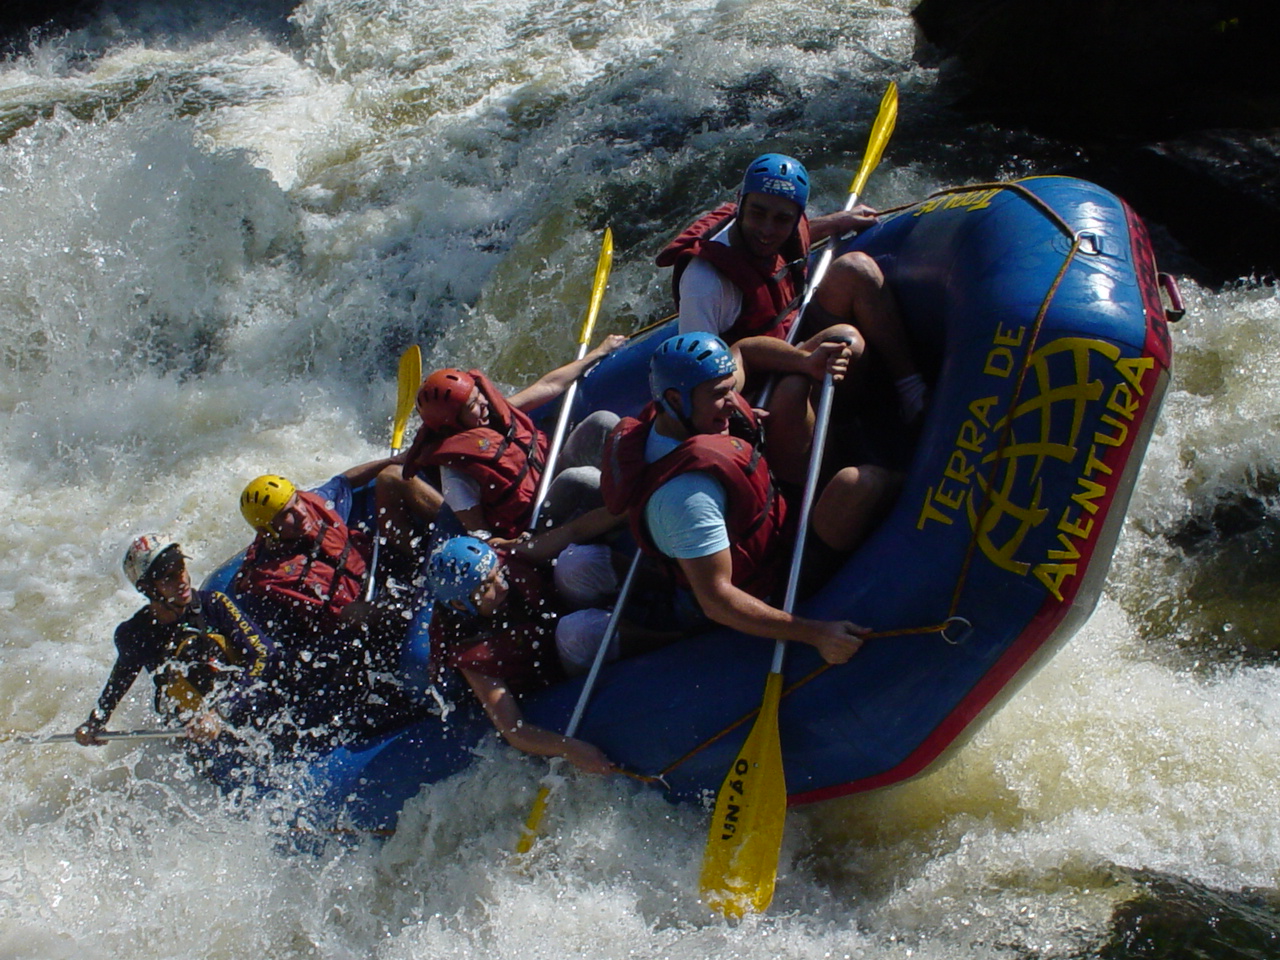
(677, 549), (867, 665)
(736, 337), (852, 383)
(340, 456), (400, 488)
(509, 334), (628, 412)
(807, 204), (878, 243)
(500, 507), (623, 563)
(451, 505), (488, 537)
(461, 669), (616, 775)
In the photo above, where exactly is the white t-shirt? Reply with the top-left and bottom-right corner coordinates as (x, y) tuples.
(440, 464), (482, 512)
(676, 222), (744, 337)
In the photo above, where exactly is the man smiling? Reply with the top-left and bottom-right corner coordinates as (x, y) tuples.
(602, 333), (898, 665)
(659, 152), (928, 424)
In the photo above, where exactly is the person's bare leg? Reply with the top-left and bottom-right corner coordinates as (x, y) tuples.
(814, 252), (916, 381)
(763, 373), (815, 485)
(762, 322), (862, 483)
(811, 464), (901, 552)
(374, 465), (442, 557)
(815, 252), (928, 423)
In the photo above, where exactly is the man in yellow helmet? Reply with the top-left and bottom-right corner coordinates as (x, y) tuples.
(233, 458), (432, 744)
(236, 472), (372, 634)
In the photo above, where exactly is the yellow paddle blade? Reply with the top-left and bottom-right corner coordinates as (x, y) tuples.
(392, 344), (422, 451)
(848, 81), (899, 200)
(576, 227), (614, 346)
(515, 784), (552, 855)
(700, 671), (787, 918)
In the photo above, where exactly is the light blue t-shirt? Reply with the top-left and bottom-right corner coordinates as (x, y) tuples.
(643, 427), (731, 560)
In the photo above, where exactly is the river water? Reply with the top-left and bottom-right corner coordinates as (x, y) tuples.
(2, 2), (1279, 957)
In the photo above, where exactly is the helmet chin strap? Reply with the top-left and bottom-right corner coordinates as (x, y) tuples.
(661, 391), (697, 437)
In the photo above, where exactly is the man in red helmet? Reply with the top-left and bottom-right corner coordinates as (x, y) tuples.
(402, 334), (626, 539)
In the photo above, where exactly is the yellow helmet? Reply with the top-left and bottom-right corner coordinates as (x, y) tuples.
(240, 474), (296, 534)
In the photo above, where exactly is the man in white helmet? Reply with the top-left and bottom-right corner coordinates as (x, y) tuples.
(76, 534), (284, 749)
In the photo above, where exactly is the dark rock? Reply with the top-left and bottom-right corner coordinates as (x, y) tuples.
(912, 0), (1280, 137)
(912, 0), (1280, 284)
(1091, 870), (1280, 960)
(0, 1), (98, 53)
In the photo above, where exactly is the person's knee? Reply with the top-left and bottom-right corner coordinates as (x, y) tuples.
(553, 464), (601, 495)
(802, 323), (865, 360)
(543, 466), (604, 526)
(555, 608), (619, 676)
(553, 543), (619, 608)
(814, 252), (884, 319)
(829, 251), (885, 289)
(584, 409), (621, 433)
(814, 464), (900, 551)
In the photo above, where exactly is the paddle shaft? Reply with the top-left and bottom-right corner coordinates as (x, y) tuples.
(10, 728), (187, 745)
(699, 357), (841, 915)
(565, 550), (641, 737)
(797, 81), (898, 317)
(755, 82), (898, 412)
(365, 345), (423, 602)
(528, 229), (614, 531)
(769, 357), (840, 671)
(514, 550), (642, 854)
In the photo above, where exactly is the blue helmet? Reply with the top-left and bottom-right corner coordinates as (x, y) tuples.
(739, 153), (809, 211)
(427, 536), (499, 613)
(650, 333), (737, 420)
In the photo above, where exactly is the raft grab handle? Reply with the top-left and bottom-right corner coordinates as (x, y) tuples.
(1157, 272), (1185, 322)
(941, 616), (973, 646)
(1074, 231), (1103, 255)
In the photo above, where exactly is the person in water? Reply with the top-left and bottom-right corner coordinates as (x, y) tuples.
(602, 332), (899, 664)
(401, 334), (627, 540)
(425, 506), (676, 775)
(659, 152), (928, 426)
(76, 534), (283, 748)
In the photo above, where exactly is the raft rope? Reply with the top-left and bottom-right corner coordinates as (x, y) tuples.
(654, 180), (1087, 783)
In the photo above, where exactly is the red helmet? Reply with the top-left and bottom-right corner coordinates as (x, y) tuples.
(417, 368), (476, 431)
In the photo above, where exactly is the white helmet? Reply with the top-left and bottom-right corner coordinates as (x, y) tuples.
(122, 533), (181, 590)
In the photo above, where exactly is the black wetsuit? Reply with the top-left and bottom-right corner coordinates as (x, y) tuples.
(90, 590), (281, 730)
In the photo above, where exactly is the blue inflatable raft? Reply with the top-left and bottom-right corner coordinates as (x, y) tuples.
(214, 176), (1177, 833)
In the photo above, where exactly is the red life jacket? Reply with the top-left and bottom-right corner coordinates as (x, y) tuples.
(655, 201), (812, 343)
(428, 555), (565, 695)
(601, 394), (791, 600)
(236, 491), (370, 628)
(403, 371), (549, 538)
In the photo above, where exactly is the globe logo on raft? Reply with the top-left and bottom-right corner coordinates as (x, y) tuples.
(915, 323), (1158, 604)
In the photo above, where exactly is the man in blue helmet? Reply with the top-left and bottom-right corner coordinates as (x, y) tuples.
(425, 507), (668, 775)
(657, 152), (927, 424)
(602, 333), (897, 665)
